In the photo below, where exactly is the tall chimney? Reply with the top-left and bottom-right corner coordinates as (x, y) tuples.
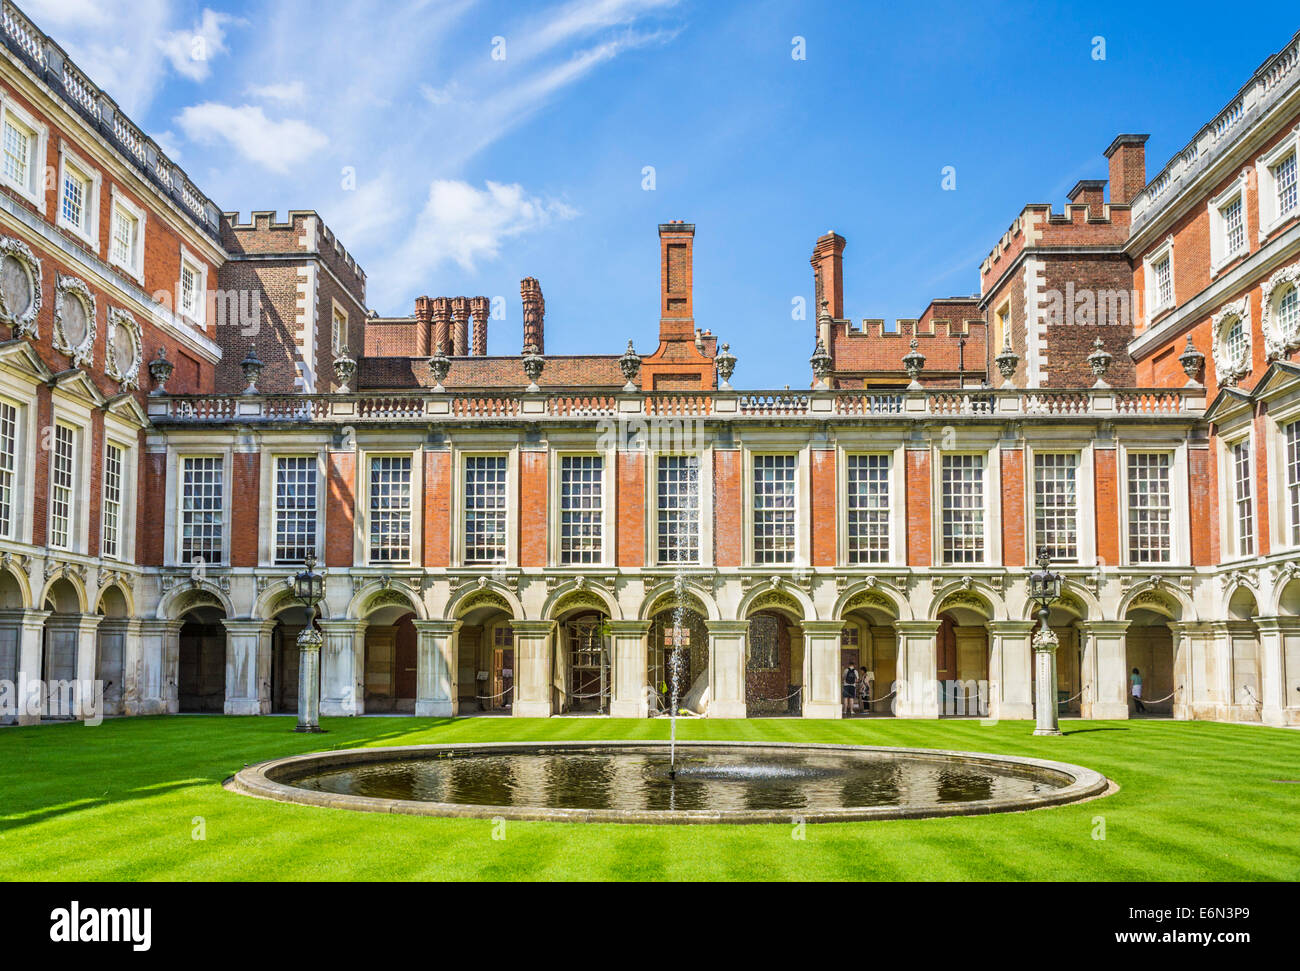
(471, 296), (490, 356)
(810, 231), (845, 321)
(1104, 134), (1149, 206)
(431, 297), (450, 353)
(451, 296), (470, 356)
(658, 221), (695, 342)
(413, 296), (432, 356)
(521, 277), (545, 352)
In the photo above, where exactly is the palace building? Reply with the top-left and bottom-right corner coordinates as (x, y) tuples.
(1, 1), (1299, 726)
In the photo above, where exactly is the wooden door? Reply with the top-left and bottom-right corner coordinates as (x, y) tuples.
(365, 631), (395, 711)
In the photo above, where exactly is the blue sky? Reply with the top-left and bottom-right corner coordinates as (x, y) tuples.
(24, 0), (1300, 387)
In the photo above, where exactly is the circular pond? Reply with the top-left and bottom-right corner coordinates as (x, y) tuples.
(227, 741), (1110, 824)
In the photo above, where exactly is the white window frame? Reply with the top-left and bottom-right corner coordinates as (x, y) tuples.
(0, 373), (37, 546)
(1256, 125), (1300, 242)
(55, 142), (101, 248)
(843, 451), (893, 565)
(1029, 449), (1084, 565)
(1269, 409), (1300, 552)
(363, 451), (419, 567)
(552, 451), (611, 567)
(331, 300), (349, 356)
(108, 187), (147, 283)
(47, 423), (77, 552)
(172, 452), (228, 567)
(178, 246), (208, 327)
(1143, 236), (1176, 322)
(836, 442), (905, 567)
(0, 94), (47, 207)
(459, 452), (512, 567)
(934, 449), (1000, 567)
(100, 414), (137, 563)
(1118, 444), (1188, 567)
(653, 451), (703, 566)
(1208, 172), (1249, 276)
(745, 450), (803, 567)
(100, 440), (125, 560)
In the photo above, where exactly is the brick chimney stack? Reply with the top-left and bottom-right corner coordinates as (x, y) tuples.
(521, 277), (545, 352)
(1104, 134), (1149, 206)
(1067, 180), (1107, 219)
(471, 296), (490, 356)
(450, 297), (470, 355)
(810, 231), (846, 321)
(414, 296), (432, 356)
(431, 297), (450, 353)
(658, 221), (695, 342)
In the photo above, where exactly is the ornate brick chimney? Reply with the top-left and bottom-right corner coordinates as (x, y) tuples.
(414, 296), (432, 356)
(451, 296), (470, 356)
(431, 297), (451, 353)
(471, 296), (490, 356)
(658, 221), (694, 342)
(810, 231), (845, 321)
(1105, 134), (1149, 206)
(521, 277), (545, 353)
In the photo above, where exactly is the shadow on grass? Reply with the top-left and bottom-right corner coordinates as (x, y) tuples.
(1062, 726), (1130, 735)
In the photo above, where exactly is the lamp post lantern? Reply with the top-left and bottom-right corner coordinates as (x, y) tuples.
(1029, 546), (1064, 736)
(292, 553), (326, 733)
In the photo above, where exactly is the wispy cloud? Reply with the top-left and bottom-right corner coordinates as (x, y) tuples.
(246, 80), (307, 104)
(176, 103), (328, 174)
(157, 8), (235, 82)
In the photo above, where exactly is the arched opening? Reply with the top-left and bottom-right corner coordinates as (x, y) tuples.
(0, 570), (26, 704)
(1124, 604), (1175, 718)
(935, 595), (991, 718)
(457, 604), (515, 714)
(744, 598), (803, 717)
(95, 585), (129, 716)
(1278, 579), (1300, 714)
(649, 606), (709, 715)
(839, 595), (899, 717)
(362, 602), (417, 713)
(178, 604), (227, 713)
(41, 578), (83, 719)
(269, 603), (321, 715)
(556, 607), (610, 714)
(1226, 587), (1262, 719)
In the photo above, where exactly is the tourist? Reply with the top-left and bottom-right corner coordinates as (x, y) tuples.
(858, 669), (871, 715)
(1131, 668), (1146, 714)
(842, 665), (858, 716)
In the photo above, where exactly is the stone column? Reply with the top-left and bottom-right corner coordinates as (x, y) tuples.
(136, 619), (182, 715)
(1254, 616), (1298, 727)
(13, 608), (49, 725)
(987, 620), (1035, 720)
(511, 620), (555, 718)
(73, 614), (102, 721)
(705, 620), (748, 718)
(608, 620), (651, 718)
(414, 619), (461, 717)
(221, 619), (275, 715)
(892, 620), (941, 718)
(319, 619), (366, 716)
(800, 620), (843, 718)
(1176, 621), (1217, 720)
(1079, 620), (1129, 719)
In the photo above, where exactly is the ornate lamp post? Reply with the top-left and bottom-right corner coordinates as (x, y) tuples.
(1029, 546), (1064, 736)
(292, 553), (326, 734)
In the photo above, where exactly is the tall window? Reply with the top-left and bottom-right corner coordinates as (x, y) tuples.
(1276, 151), (1298, 219)
(657, 454), (700, 564)
(1232, 439), (1253, 557)
(180, 261), (199, 319)
(369, 456), (412, 564)
(1279, 287), (1299, 339)
(0, 401), (15, 539)
(1034, 453), (1078, 562)
(464, 456), (507, 565)
(180, 456), (223, 564)
(560, 455), (603, 565)
(1127, 452), (1172, 563)
(49, 424), (75, 550)
(1153, 255), (1173, 308)
(753, 454), (796, 564)
(1286, 421), (1300, 547)
(941, 454), (984, 564)
(274, 456), (317, 565)
(332, 308), (348, 355)
(60, 165), (90, 235)
(110, 203), (139, 272)
(102, 443), (123, 560)
(1222, 197), (1245, 256)
(2, 116), (32, 190)
(847, 454), (890, 564)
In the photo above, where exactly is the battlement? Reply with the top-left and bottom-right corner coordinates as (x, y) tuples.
(221, 210), (367, 286)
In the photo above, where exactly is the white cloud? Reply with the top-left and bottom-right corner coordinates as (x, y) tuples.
(157, 8), (234, 82)
(247, 81), (307, 104)
(175, 103), (328, 174)
(415, 180), (577, 271)
(419, 82), (458, 107)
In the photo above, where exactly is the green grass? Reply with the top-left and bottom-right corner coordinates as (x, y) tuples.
(2, 715), (1297, 881)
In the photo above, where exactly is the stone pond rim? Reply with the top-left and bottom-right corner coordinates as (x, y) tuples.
(224, 740), (1114, 825)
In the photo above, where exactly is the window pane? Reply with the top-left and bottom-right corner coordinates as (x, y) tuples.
(1286, 422), (1300, 547)
(275, 456), (317, 564)
(1034, 453), (1078, 562)
(464, 455), (507, 564)
(61, 169), (86, 230)
(3, 119), (30, 187)
(941, 454), (984, 564)
(847, 453), (889, 564)
(752, 454), (796, 565)
(1222, 197), (1244, 254)
(1127, 452), (1171, 563)
(657, 454), (700, 564)
(50, 425), (75, 550)
(560, 455), (603, 565)
(1233, 440), (1253, 557)
(0, 401), (15, 538)
(1277, 151), (1297, 217)
(369, 456), (412, 563)
(102, 443), (122, 559)
(181, 456), (223, 564)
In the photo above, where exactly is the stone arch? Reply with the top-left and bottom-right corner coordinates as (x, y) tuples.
(444, 580), (524, 621)
(638, 579), (720, 622)
(543, 581), (621, 621)
(38, 572), (88, 614)
(94, 582), (133, 618)
(1272, 573), (1300, 616)
(1017, 581), (1100, 622)
(927, 580), (1004, 622)
(254, 582), (332, 622)
(737, 580), (815, 621)
(0, 561), (32, 609)
(833, 580), (911, 622)
(156, 581), (234, 621)
(1117, 581), (1194, 622)
(346, 580), (427, 621)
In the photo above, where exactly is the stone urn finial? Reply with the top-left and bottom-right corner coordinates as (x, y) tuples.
(994, 334), (1019, 388)
(618, 339), (641, 393)
(715, 342), (737, 390)
(522, 342), (545, 392)
(902, 337), (926, 389)
(809, 337), (832, 389)
(332, 351), (356, 393)
(817, 298), (832, 325)
(240, 348), (264, 395)
(1086, 336), (1113, 388)
(148, 346), (174, 396)
(428, 343), (451, 392)
(1178, 334), (1205, 387)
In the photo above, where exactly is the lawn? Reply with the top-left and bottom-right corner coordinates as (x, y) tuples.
(1, 715), (1296, 881)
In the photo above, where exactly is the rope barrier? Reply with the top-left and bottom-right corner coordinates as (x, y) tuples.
(752, 685), (803, 704)
(474, 686), (513, 702)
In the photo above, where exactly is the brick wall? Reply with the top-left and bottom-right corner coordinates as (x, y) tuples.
(230, 452), (259, 566)
(423, 450), (450, 567)
(906, 449), (931, 566)
(1094, 448), (1120, 565)
(519, 451), (547, 567)
(137, 450), (167, 566)
(325, 450), (355, 568)
(810, 448), (836, 566)
(713, 449), (741, 567)
(1000, 447), (1025, 567)
(1188, 444), (1216, 566)
(616, 450), (645, 567)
